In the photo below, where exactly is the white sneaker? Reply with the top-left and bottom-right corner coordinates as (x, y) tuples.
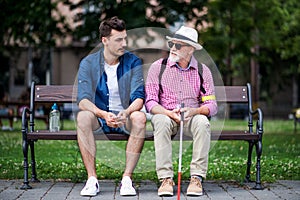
(80, 176), (100, 196)
(120, 176), (136, 196)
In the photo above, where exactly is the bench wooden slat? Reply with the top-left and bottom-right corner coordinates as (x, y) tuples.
(34, 85), (248, 103)
(35, 85), (77, 102)
(215, 86), (248, 103)
(27, 130), (259, 141)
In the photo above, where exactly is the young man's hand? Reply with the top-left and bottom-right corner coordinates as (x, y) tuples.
(115, 110), (128, 127)
(105, 112), (119, 128)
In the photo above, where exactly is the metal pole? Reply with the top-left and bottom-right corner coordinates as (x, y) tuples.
(177, 103), (184, 200)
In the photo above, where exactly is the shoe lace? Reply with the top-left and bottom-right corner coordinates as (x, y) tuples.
(161, 178), (174, 187)
(190, 177), (201, 187)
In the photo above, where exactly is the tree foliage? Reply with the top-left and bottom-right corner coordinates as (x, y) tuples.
(1, 0), (299, 100)
(0, 0), (72, 88)
(0, 0), (70, 51)
(66, 0), (208, 45)
(201, 0), (300, 99)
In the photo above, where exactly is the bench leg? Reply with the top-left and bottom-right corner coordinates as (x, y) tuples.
(245, 141), (254, 183)
(253, 140), (263, 190)
(29, 141), (39, 182)
(20, 136), (32, 189)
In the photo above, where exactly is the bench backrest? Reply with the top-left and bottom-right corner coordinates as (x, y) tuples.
(33, 84), (248, 104)
(29, 82), (254, 133)
(34, 85), (77, 103)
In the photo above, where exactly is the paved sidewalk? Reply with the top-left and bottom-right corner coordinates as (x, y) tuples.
(0, 179), (299, 200)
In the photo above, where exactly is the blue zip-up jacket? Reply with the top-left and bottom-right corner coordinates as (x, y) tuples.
(77, 48), (145, 112)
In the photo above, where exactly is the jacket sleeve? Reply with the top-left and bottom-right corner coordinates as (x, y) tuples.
(77, 57), (96, 105)
(130, 57), (145, 102)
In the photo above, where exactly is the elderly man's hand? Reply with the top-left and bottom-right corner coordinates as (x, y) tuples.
(180, 107), (197, 122)
(167, 108), (180, 124)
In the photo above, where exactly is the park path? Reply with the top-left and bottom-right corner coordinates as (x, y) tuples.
(0, 179), (299, 200)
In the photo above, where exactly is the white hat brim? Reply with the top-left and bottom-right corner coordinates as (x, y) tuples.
(166, 36), (203, 50)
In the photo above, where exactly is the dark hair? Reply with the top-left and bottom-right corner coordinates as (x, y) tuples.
(99, 16), (126, 39)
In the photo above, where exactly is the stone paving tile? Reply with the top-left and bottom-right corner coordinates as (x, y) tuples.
(0, 179), (299, 200)
(203, 181), (231, 200)
(96, 180), (117, 200)
(267, 181), (300, 200)
(137, 180), (161, 200)
(66, 183), (85, 200)
(221, 182), (257, 200)
(278, 180), (300, 194)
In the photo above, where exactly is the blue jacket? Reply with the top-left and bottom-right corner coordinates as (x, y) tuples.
(77, 48), (145, 112)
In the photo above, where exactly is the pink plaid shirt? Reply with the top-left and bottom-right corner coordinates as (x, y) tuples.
(145, 56), (217, 116)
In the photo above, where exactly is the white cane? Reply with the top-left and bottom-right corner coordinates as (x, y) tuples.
(177, 103), (184, 200)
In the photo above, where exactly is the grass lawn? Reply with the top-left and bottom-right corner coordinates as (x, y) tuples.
(0, 119), (299, 184)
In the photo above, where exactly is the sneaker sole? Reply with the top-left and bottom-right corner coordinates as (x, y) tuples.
(120, 189), (136, 196)
(80, 191), (98, 196)
(80, 183), (100, 196)
(186, 191), (203, 196)
(80, 188), (100, 196)
(120, 192), (137, 196)
(120, 186), (136, 196)
(158, 191), (173, 196)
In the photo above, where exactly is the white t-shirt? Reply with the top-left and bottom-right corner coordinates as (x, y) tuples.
(104, 62), (123, 111)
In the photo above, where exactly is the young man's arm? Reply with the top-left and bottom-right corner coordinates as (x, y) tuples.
(123, 98), (144, 116)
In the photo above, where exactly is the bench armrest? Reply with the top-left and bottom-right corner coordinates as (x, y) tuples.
(247, 83), (264, 137)
(251, 107), (264, 138)
(21, 107), (32, 136)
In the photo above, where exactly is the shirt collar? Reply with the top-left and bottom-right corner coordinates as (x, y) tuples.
(169, 55), (198, 71)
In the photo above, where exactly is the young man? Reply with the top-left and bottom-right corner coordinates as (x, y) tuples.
(145, 26), (218, 196)
(76, 16), (146, 197)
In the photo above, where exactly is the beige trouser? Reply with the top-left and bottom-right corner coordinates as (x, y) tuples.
(151, 114), (211, 179)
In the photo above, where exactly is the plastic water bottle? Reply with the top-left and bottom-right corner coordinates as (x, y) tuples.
(49, 103), (60, 132)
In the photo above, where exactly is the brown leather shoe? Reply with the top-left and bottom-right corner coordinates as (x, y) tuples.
(158, 178), (175, 196)
(187, 176), (203, 196)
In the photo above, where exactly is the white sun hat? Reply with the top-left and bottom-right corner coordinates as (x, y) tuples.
(166, 26), (203, 50)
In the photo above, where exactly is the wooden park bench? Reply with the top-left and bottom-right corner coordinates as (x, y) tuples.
(20, 82), (264, 190)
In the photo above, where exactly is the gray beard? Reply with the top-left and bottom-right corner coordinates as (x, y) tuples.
(169, 54), (180, 63)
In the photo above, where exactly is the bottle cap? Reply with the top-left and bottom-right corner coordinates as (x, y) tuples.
(52, 103), (58, 110)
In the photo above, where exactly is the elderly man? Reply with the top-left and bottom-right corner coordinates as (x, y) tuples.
(145, 26), (217, 196)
